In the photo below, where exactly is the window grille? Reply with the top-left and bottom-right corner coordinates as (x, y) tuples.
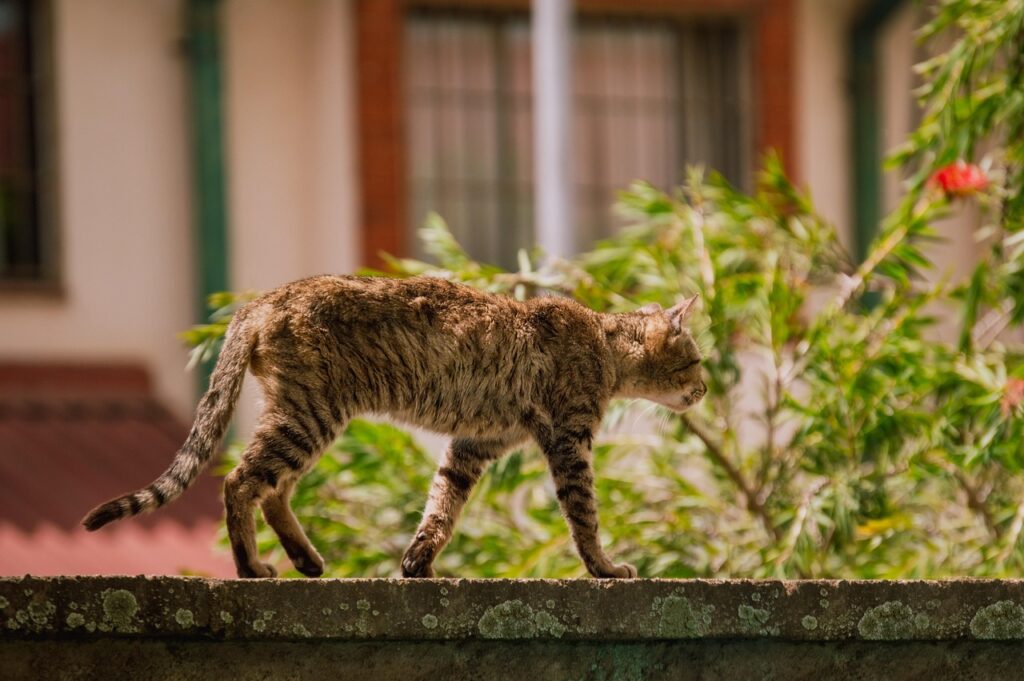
(405, 9), (749, 268)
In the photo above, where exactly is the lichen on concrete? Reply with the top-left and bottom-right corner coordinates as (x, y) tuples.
(970, 601), (1024, 640)
(66, 613), (85, 629)
(422, 614), (438, 629)
(476, 599), (567, 639)
(737, 604), (772, 634)
(534, 610), (567, 637)
(802, 615), (818, 631)
(174, 608), (195, 628)
(857, 601), (929, 640)
(251, 609), (276, 633)
(652, 594), (714, 638)
(28, 600), (56, 629)
(100, 589), (140, 633)
(478, 600), (537, 639)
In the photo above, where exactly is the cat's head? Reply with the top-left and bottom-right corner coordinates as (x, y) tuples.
(612, 295), (706, 412)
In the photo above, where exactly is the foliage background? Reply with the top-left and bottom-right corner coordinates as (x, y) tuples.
(191, 0), (1024, 579)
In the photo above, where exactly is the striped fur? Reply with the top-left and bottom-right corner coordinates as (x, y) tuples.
(81, 276), (705, 579)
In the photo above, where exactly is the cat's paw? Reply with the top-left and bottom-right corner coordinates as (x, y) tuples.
(612, 563), (638, 578)
(401, 538), (437, 578)
(402, 564), (435, 578)
(238, 562), (278, 579)
(292, 552), (325, 578)
(401, 554), (436, 578)
(594, 562), (637, 579)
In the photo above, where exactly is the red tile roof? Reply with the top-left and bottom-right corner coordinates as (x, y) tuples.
(0, 363), (234, 577)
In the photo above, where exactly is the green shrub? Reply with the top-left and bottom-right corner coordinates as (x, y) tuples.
(193, 0), (1024, 578)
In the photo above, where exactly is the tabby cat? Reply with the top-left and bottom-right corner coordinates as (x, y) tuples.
(83, 276), (705, 579)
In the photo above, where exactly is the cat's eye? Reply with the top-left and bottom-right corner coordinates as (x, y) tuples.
(675, 359), (700, 372)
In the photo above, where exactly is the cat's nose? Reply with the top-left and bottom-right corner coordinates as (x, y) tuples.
(690, 382), (706, 402)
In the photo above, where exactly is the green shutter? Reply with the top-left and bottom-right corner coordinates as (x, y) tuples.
(186, 0), (229, 397)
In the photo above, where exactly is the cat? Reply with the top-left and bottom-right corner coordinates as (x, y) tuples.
(83, 275), (705, 579)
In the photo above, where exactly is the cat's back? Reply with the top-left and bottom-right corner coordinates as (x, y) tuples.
(254, 274), (524, 339)
(244, 275), (610, 435)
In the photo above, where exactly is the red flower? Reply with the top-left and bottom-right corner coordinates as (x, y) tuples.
(1002, 378), (1024, 419)
(928, 161), (988, 198)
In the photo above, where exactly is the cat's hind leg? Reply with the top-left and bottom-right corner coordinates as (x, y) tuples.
(224, 456), (277, 579)
(402, 437), (512, 578)
(260, 477), (325, 577)
(225, 413), (326, 578)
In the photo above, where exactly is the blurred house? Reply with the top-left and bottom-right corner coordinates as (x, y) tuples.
(0, 0), (945, 576)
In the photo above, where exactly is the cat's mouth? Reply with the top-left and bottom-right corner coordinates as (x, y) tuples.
(652, 387), (706, 413)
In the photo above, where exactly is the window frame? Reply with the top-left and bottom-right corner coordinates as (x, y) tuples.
(356, 0), (795, 267)
(0, 0), (61, 294)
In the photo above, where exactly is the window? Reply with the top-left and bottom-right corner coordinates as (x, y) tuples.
(0, 0), (52, 285)
(405, 9), (749, 268)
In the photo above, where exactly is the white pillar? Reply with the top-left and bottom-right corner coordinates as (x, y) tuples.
(532, 0), (574, 258)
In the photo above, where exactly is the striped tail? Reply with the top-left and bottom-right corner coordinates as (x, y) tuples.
(82, 314), (256, 531)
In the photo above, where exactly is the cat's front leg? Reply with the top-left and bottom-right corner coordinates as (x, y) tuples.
(541, 424), (637, 579)
(402, 437), (510, 578)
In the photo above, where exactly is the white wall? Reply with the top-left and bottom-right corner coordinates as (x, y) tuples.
(223, 0), (360, 432)
(796, 0), (860, 250)
(0, 0), (195, 420)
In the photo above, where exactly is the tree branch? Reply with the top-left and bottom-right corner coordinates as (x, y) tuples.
(996, 500), (1024, 565)
(936, 459), (998, 539)
(774, 478), (829, 572)
(681, 414), (780, 540)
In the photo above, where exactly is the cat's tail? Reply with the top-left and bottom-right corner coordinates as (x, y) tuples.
(81, 310), (258, 531)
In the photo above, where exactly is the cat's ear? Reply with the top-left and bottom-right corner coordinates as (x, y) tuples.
(667, 293), (699, 331)
(638, 302), (663, 314)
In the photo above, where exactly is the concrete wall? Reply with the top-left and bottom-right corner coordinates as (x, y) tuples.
(5, 575), (1024, 679)
(0, 0), (195, 420)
